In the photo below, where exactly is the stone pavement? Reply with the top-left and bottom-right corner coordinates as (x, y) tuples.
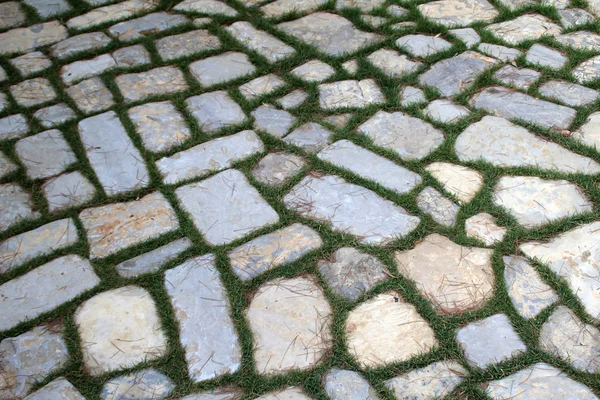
(0, 0), (600, 398)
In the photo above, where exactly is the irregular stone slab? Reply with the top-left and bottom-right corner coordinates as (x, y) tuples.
(0, 2), (25, 29)
(1, 255), (99, 331)
(79, 111), (149, 196)
(256, 387), (311, 400)
(284, 175), (420, 245)
(336, 0), (385, 11)
(174, 0), (238, 16)
(189, 52), (254, 86)
(425, 162), (483, 204)
(423, 99), (470, 123)
(10, 77), (56, 107)
(0, 183), (39, 232)
(573, 111), (600, 149)
(416, 186), (459, 227)
(178, 389), (242, 400)
(539, 80), (598, 107)
(358, 111), (444, 160)
(50, 32), (111, 59)
(67, 0), (158, 30)
(116, 66), (188, 103)
(157, 130), (263, 184)
(362, 15), (386, 27)
(252, 152), (305, 185)
(283, 122), (333, 153)
(399, 86), (427, 106)
(116, 238), (191, 278)
(486, 363), (600, 400)
(0, 21), (68, 55)
(25, 0), (71, 17)
(66, 77), (114, 114)
(456, 116), (600, 173)
(324, 113), (353, 128)
(396, 234), (494, 314)
(465, 213), (506, 246)
(0, 152), (17, 178)
(277, 12), (380, 56)
(226, 21), (295, 62)
(417, 0), (498, 27)
(186, 91), (246, 134)
(0, 325), (69, 399)
(15, 129), (76, 179)
(60, 54), (116, 86)
(193, 17), (212, 26)
(10, 51), (51, 76)
(292, 60), (335, 82)
(101, 369), (173, 400)
(229, 223), (322, 280)
(318, 247), (388, 301)
(478, 43), (521, 62)
(573, 55), (600, 83)
(129, 101), (190, 153)
(470, 86), (576, 130)
(25, 378), (84, 400)
(559, 8), (595, 28)
(76, 286), (167, 375)
(342, 59), (358, 74)
(319, 79), (384, 109)
(261, 0), (327, 17)
(526, 44), (567, 70)
(239, 73), (285, 100)
(166, 254), (241, 381)
(456, 314), (527, 368)
(42, 172), (96, 212)
(176, 169), (279, 245)
(318, 140), (422, 194)
(503, 255), (557, 319)
(556, 31), (600, 50)
(493, 176), (592, 228)
(278, 89), (308, 109)
(450, 27), (480, 46)
(366, 49), (422, 77)
(324, 369), (379, 400)
(493, 65), (540, 90)
(155, 29), (221, 60)
(540, 306), (600, 373)
(108, 12), (188, 41)
(0, 114), (29, 141)
(34, 103), (77, 128)
(113, 44), (151, 68)
(487, 15), (561, 44)
(247, 276), (332, 374)
(252, 105), (296, 137)
(397, 35), (452, 57)
(419, 51), (499, 97)
(345, 292), (437, 367)
(385, 361), (467, 400)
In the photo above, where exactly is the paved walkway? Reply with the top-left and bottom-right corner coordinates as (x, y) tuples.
(1, 0), (600, 399)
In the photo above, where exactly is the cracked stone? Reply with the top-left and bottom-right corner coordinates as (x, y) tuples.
(292, 60), (335, 82)
(319, 79), (384, 109)
(324, 369), (379, 400)
(10, 78), (56, 107)
(116, 237), (192, 278)
(101, 369), (174, 400)
(116, 66), (188, 103)
(366, 48), (422, 77)
(397, 34), (452, 57)
(283, 122), (333, 153)
(239, 73), (285, 100)
(425, 162), (483, 204)
(15, 129), (76, 180)
(129, 101), (191, 153)
(0, 21), (68, 55)
(10, 51), (51, 76)
(186, 91), (246, 134)
(66, 77), (114, 114)
(175, 0), (238, 16)
(493, 65), (540, 90)
(49, 32), (111, 59)
(465, 213), (506, 246)
(189, 51), (255, 86)
(416, 186), (460, 227)
(486, 14), (561, 45)
(42, 172), (96, 212)
(108, 12), (188, 41)
(423, 99), (470, 123)
(34, 104), (76, 128)
(252, 105), (296, 137)
(477, 43), (521, 62)
(0, 183), (39, 232)
(526, 44), (567, 70)
(226, 21), (295, 62)
(252, 152), (306, 185)
(417, 0), (498, 27)
(539, 80), (598, 107)
(385, 361), (467, 400)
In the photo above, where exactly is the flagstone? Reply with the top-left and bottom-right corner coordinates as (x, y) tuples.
(251, 152), (306, 185)
(15, 129), (75, 180)
(573, 55), (600, 83)
(0, 2), (25, 30)
(0, 183), (39, 233)
(319, 79), (384, 109)
(0, 114), (29, 141)
(493, 65), (540, 90)
(282, 122), (333, 152)
(417, 0), (499, 27)
(67, 0), (159, 30)
(425, 162), (483, 204)
(226, 21), (295, 62)
(189, 52), (255, 86)
(291, 60), (335, 82)
(465, 213), (506, 246)
(323, 113), (353, 127)
(156, 29), (221, 61)
(556, 31), (600, 50)
(539, 80), (598, 107)
(0, 152), (17, 179)
(239, 73), (286, 100)
(60, 54), (117, 86)
(423, 99), (470, 123)
(342, 59), (359, 74)
(450, 28), (480, 46)
(113, 44), (151, 68)
(324, 369), (379, 400)
(387, 4), (408, 16)
(397, 34), (452, 57)
(385, 361), (467, 400)
(108, 12), (188, 41)
(116, 66), (188, 103)
(10, 77), (56, 107)
(34, 103), (77, 128)
(477, 43), (522, 62)
(398, 86), (427, 106)
(366, 49), (422, 77)
(186, 91), (246, 133)
(49, 32), (111, 59)
(417, 186), (459, 227)
(252, 104), (296, 137)
(558, 8), (595, 28)
(487, 14), (561, 45)
(573, 111), (600, 149)
(174, 0), (238, 16)
(25, 378), (84, 400)
(129, 101), (191, 153)
(43, 172), (97, 212)
(10, 51), (51, 76)
(336, 0), (386, 11)
(0, 21), (68, 55)
(101, 369), (173, 400)
(66, 77), (115, 114)
(116, 237), (191, 278)
(526, 44), (567, 70)
(261, 0), (327, 17)
(277, 89), (308, 109)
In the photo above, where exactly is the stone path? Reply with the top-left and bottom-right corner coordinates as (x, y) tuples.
(0, 0), (599, 399)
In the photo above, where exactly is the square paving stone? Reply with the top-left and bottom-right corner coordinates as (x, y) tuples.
(116, 66), (188, 103)
(10, 78), (56, 108)
(128, 101), (191, 153)
(156, 29), (221, 61)
(0, 183), (39, 232)
(42, 172), (96, 212)
(10, 51), (51, 76)
(15, 129), (76, 179)
(189, 51), (255, 87)
(185, 91), (246, 133)
(66, 77), (115, 114)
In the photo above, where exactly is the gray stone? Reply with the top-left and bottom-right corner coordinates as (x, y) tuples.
(15, 129), (76, 179)
(156, 130), (264, 184)
(399, 86), (427, 106)
(34, 104), (77, 128)
(283, 122), (333, 153)
(486, 14), (561, 45)
(419, 51), (499, 97)
(177, 390), (242, 400)
(556, 31), (600, 50)
(101, 369), (173, 400)
(261, 0), (327, 17)
(156, 29), (221, 61)
(559, 8), (595, 28)
(0, 114), (28, 140)
(112, 44), (151, 68)
(573, 55), (600, 83)
(176, 169), (279, 245)
(0, 183), (39, 232)
(67, 0), (158, 30)
(42, 172), (96, 212)
(450, 28), (480, 46)
(425, 162), (483, 204)
(116, 238), (192, 278)
(493, 65), (540, 90)
(495, 0), (535, 8)
(465, 213), (506, 246)
(358, 111), (444, 160)
(277, 12), (380, 56)
(477, 43), (521, 62)
(186, 91), (246, 134)
(0, 93), (6, 113)
(277, 89), (308, 109)
(526, 44), (567, 70)
(10, 51), (51, 76)
(60, 54), (117, 86)
(418, 0), (498, 27)
(319, 79), (384, 109)
(189, 52), (254, 86)
(456, 314), (527, 368)
(318, 247), (388, 301)
(336, 0), (385, 11)
(416, 186), (460, 227)
(256, 388), (311, 400)
(66, 77), (114, 114)
(323, 113), (353, 127)
(24, 378), (84, 400)
(174, 0), (238, 16)
(252, 152), (306, 185)
(573, 111), (600, 149)
(108, 12), (188, 41)
(0, 325), (69, 399)
(324, 369), (379, 400)
(24, 0), (71, 17)
(78, 111), (149, 196)
(342, 59), (358, 74)
(423, 99), (470, 123)
(291, 60), (335, 82)
(0, 152), (17, 179)
(539, 80), (598, 107)
(284, 174), (420, 245)
(503, 255), (558, 319)
(387, 4), (408, 16)
(0, 21), (68, 55)
(10, 78), (56, 107)
(116, 66), (188, 103)
(385, 361), (467, 400)
(129, 101), (191, 153)
(397, 34), (452, 57)
(363, 16), (391, 28)
(239, 73), (285, 100)
(455, 116), (600, 173)
(49, 32), (111, 59)
(366, 49), (422, 77)
(165, 254), (241, 381)
(0, 2), (25, 29)
(0, 255), (99, 331)
(226, 21), (295, 62)
(390, 21), (416, 30)
(252, 105), (296, 137)
(317, 140), (422, 194)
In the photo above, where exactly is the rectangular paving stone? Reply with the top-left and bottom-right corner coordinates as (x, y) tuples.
(10, 51), (51, 76)
(116, 237), (192, 278)
(116, 66), (188, 103)
(185, 91), (246, 134)
(60, 53), (117, 86)
(189, 51), (255, 86)
(0, 218), (79, 274)
(67, 0), (159, 30)
(112, 44), (151, 68)
(15, 129), (76, 180)
(157, 130), (264, 184)
(0, 255), (100, 331)
(108, 12), (189, 41)
(10, 78), (56, 107)
(42, 172), (96, 212)
(80, 192), (179, 259)
(0, 114), (29, 140)
(225, 21), (295, 63)
(33, 103), (77, 128)
(66, 77), (114, 114)
(128, 101), (191, 153)
(78, 111), (149, 196)
(49, 32), (112, 59)
(156, 29), (221, 61)
(0, 21), (68, 55)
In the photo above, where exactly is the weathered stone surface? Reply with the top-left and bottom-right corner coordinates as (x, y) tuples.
(556, 31), (600, 50)
(336, 0), (385, 11)
(417, 186), (459, 227)
(397, 34), (452, 57)
(318, 140), (422, 194)
(493, 176), (592, 228)
(0, 152), (17, 179)
(423, 99), (470, 123)
(10, 77), (56, 107)
(478, 43), (521, 62)
(358, 111), (444, 159)
(24, 378), (84, 400)
(108, 12), (188, 41)
(0, 325), (69, 399)
(457, 314), (526, 368)
(387, 4), (408, 16)
(345, 292), (437, 367)
(129, 101), (190, 153)
(318, 247), (388, 301)
(80, 192), (178, 259)
(10, 51), (51, 76)
(0, 114), (29, 141)
(324, 369), (379, 400)
(486, 363), (600, 400)
(573, 55), (600, 83)
(399, 86), (427, 106)
(25, 0), (71, 17)
(101, 369), (174, 400)
(362, 15), (386, 27)
(292, 60), (335, 82)
(455, 116), (600, 173)
(278, 89), (308, 109)
(526, 44), (567, 70)
(539, 80), (598, 107)
(239, 73), (285, 100)
(385, 361), (467, 400)
(157, 29), (220, 61)
(465, 213), (506, 246)
(1, 255), (99, 331)
(67, 0), (158, 30)
(419, 51), (499, 96)
(418, 0), (498, 27)
(157, 130), (263, 184)
(319, 79), (384, 109)
(324, 113), (353, 128)
(366, 49), (422, 77)
(248, 276), (332, 374)
(559, 8), (595, 28)
(493, 65), (540, 90)
(252, 105), (296, 137)
(0, 21), (68, 55)
(521, 221), (600, 321)
(165, 255), (241, 381)
(487, 14), (561, 45)
(190, 52), (254, 86)
(0, 2), (25, 30)
(113, 44), (151, 68)
(79, 111), (149, 195)
(283, 122), (333, 152)
(226, 21), (295, 62)
(425, 162), (482, 204)
(574, 111), (600, 149)
(285, 174), (420, 245)
(256, 387), (311, 400)
(50, 32), (111, 59)
(450, 27), (480, 46)
(261, 0), (327, 17)
(539, 306), (600, 373)
(503, 255), (557, 319)
(186, 91), (246, 133)
(342, 59), (358, 74)
(252, 152), (305, 185)
(16, 129), (76, 179)
(116, 66), (188, 103)
(60, 54), (116, 86)
(277, 12), (380, 56)
(116, 238), (191, 278)
(0, 183), (39, 232)
(34, 104), (76, 128)
(176, 169), (279, 245)
(174, 0), (238, 16)
(43, 172), (96, 212)
(66, 77), (114, 114)
(177, 390), (242, 400)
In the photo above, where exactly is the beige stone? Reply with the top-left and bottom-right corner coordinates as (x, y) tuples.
(465, 213), (506, 246)
(0, 21), (68, 55)
(67, 0), (158, 30)
(425, 162), (483, 204)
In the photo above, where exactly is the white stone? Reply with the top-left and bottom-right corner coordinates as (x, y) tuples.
(252, 105), (296, 137)
(101, 369), (174, 400)
(261, 0), (327, 18)
(0, 152), (17, 179)
(10, 77), (56, 107)
(10, 51), (51, 76)
(0, 114), (29, 140)
(478, 43), (522, 62)
(278, 89), (308, 109)
(396, 34), (452, 57)
(115, 238), (191, 278)
(0, 21), (68, 55)
(116, 66), (188, 103)
(423, 99), (470, 124)
(324, 369), (379, 400)
(486, 14), (561, 45)
(399, 86), (427, 106)
(416, 186), (460, 227)
(573, 111), (600, 149)
(526, 44), (567, 70)
(252, 152), (305, 185)
(239, 73), (285, 100)
(418, 0), (498, 27)
(43, 172), (96, 212)
(67, 0), (158, 30)
(175, 0), (238, 16)
(67, 77), (114, 114)
(24, 378), (84, 400)
(60, 54), (116, 86)
(385, 361), (467, 400)
(34, 104), (76, 128)
(366, 49), (422, 78)
(450, 28), (480, 46)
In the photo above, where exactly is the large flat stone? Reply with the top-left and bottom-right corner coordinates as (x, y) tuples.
(34, 103), (76, 128)
(574, 55), (600, 84)
(366, 48), (422, 78)
(251, 152), (306, 185)
(0, 21), (68, 55)
(116, 238), (192, 278)
(574, 111), (600, 149)
(425, 162), (483, 204)
(174, 0), (238, 16)
(525, 44), (567, 70)
(157, 29), (221, 61)
(116, 66), (188, 103)
(493, 65), (540, 90)
(252, 105), (296, 137)
(186, 91), (246, 134)
(108, 12), (188, 41)
(539, 80), (598, 107)
(129, 101), (191, 153)
(397, 34), (452, 57)
(283, 122), (333, 153)
(0, 183), (39, 233)
(60, 54), (116, 86)
(49, 32), (111, 59)
(101, 369), (173, 400)
(418, 0), (499, 27)
(558, 31), (600, 50)
(43, 172), (96, 212)
(416, 186), (460, 227)
(0, 114), (29, 141)
(15, 129), (76, 180)
(226, 21), (295, 62)
(189, 52), (255, 86)
(486, 14), (561, 45)
(318, 79), (384, 109)
(465, 213), (506, 246)
(24, 378), (84, 400)
(67, 0), (158, 30)
(385, 361), (467, 399)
